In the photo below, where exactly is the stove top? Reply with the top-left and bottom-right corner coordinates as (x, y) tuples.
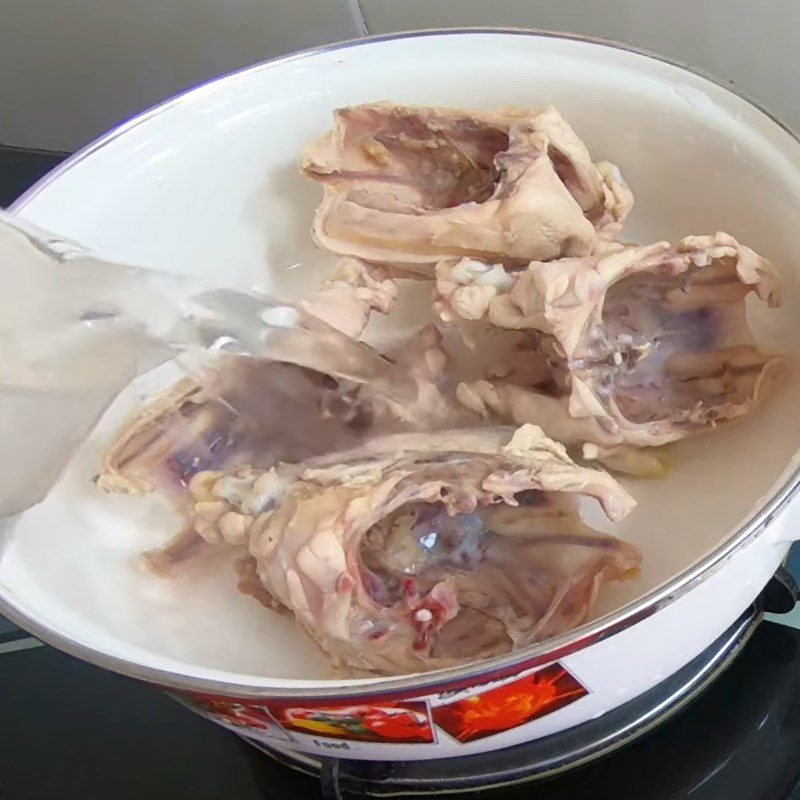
(2, 611), (800, 800)
(4, 147), (800, 800)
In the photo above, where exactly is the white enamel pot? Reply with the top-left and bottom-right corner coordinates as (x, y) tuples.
(3, 29), (800, 761)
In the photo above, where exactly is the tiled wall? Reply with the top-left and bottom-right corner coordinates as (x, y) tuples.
(0, 0), (365, 152)
(359, 0), (799, 132)
(1, 0), (797, 152)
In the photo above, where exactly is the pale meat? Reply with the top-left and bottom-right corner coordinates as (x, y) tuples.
(359, 323), (476, 429)
(299, 257), (397, 338)
(302, 103), (632, 274)
(187, 425), (640, 675)
(97, 259), (395, 499)
(97, 359), (373, 498)
(445, 233), (782, 450)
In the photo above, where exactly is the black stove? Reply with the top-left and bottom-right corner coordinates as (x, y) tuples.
(3, 599), (800, 800)
(4, 148), (800, 800)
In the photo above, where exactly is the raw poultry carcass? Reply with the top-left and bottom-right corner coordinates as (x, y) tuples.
(358, 322), (477, 429)
(97, 259), (397, 498)
(96, 261), (477, 571)
(186, 425), (640, 675)
(445, 233), (783, 465)
(96, 359), (374, 498)
(302, 103), (632, 274)
(96, 260), (402, 569)
(299, 257), (397, 338)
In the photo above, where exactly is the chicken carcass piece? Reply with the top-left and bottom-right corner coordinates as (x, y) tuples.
(190, 425), (640, 675)
(299, 257), (397, 338)
(453, 233), (782, 450)
(98, 259), (395, 497)
(361, 323), (479, 430)
(434, 257), (555, 391)
(302, 103), (632, 274)
(98, 360), (374, 497)
(97, 261), (398, 569)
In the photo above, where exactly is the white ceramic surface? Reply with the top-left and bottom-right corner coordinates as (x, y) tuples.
(4, 32), (800, 724)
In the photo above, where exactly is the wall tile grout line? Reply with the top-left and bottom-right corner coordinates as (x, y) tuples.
(343, 0), (369, 35)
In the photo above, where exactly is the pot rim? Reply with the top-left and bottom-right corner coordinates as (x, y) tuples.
(4, 26), (800, 699)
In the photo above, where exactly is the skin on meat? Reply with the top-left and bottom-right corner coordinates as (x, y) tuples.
(440, 233), (783, 453)
(299, 257), (397, 338)
(185, 425), (640, 675)
(359, 322), (478, 429)
(302, 103), (632, 273)
(96, 265), (477, 576)
(96, 259), (398, 498)
(96, 260), (400, 572)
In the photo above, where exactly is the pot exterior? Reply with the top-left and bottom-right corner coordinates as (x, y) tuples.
(173, 510), (793, 761)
